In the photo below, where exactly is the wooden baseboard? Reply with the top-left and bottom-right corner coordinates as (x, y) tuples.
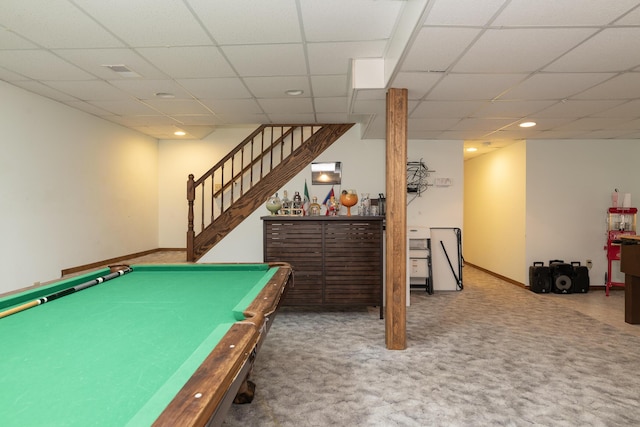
(61, 248), (185, 276)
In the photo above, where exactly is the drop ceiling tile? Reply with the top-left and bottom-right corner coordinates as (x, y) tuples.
(244, 76), (311, 98)
(410, 100), (487, 118)
(493, 0), (640, 26)
(353, 89), (386, 100)
(391, 72), (443, 99)
(0, 67), (28, 81)
(142, 99), (211, 115)
(300, 0), (402, 42)
(110, 79), (192, 100)
(408, 117), (461, 131)
(307, 41), (386, 75)
(110, 115), (179, 126)
(437, 130), (492, 140)
(188, 0), (302, 44)
(316, 113), (351, 123)
(453, 28), (597, 73)
(615, 5), (640, 24)
(427, 74), (525, 100)
(590, 100), (640, 118)
(87, 99), (161, 115)
(54, 49), (167, 80)
(0, 1), (123, 48)
(216, 113), (269, 124)
(200, 99), (263, 115)
(0, 50), (94, 80)
(267, 113), (316, 123)
(170, 115), (221, 126)
(545, 28), (640, 72)
(176, 78), (252, 99)
(471, 100), (557, 118)
(0, 26), (38, 49)
(351, 99), (386, 115)
(402, 27), (481, 72)
(257, 98), (314, 114)
(222, 44), (307, 77)
(9, 81), (77, 101)
(554, 117), (631, 131)
(311, 75), (348, 97)
(44, 80), (130, 100)
(137, 46), (235, 78)
(314, 97), (347, 113)
(452, 118), (516, 131)
(572, 73), (640, 99)
(499, 73), (616, 100)
(532, 100), (627, 118)
(424, 0), (506, 25)
(528, 129), (588, 139)
(74, 0), (211, 47)
(582, 129), (640, 139)
(62, 100), (114, 117)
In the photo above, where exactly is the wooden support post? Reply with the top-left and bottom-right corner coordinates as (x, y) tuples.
(385, 88), (407, 350)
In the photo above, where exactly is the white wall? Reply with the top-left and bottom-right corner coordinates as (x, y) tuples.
(464, 142), (527, 283)
(526, 139), (640, 286)
(0, 82), (159, 294)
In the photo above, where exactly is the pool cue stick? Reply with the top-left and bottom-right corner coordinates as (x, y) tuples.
(0, 267), (133, 320)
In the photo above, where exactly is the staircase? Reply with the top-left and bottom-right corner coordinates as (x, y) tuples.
(187, 123), (354, 261)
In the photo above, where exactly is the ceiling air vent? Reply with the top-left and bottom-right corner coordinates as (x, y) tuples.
(101, 64), (141, 78)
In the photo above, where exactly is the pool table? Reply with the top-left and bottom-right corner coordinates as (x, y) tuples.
(0, 262), (291, 427)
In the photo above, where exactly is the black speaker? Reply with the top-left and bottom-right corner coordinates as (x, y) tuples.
(551, 262), (573, 294)
(571, 262), (590, 293)
(529, 262), (551, 293)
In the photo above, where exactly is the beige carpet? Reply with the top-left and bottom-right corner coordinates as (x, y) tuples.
(223, 266), (640, 426)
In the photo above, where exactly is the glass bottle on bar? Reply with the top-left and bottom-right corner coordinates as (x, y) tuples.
(281, 190), (291, 215)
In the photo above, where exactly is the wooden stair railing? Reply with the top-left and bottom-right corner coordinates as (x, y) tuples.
(187, 123), (354, 261)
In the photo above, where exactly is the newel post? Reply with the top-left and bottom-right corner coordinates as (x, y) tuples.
(187, 174), (195, 262)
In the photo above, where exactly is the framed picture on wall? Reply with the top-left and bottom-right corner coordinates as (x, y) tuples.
(311, 162), (341, 185)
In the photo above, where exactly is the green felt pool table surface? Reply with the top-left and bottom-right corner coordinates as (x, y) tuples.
(0, 263), (291, 426)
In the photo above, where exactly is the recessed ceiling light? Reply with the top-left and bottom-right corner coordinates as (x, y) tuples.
(174, 131), (186, 136)
(466, 147), (478, 152)
(285, 89), (304, 96)
(519, 121), (536, 128)
(155, 92), (175, 99)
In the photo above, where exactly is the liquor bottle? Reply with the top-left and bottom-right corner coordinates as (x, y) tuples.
(281, 190), (291, 210)
(293, 191), (302, 209)
(309, 196), (321, 216)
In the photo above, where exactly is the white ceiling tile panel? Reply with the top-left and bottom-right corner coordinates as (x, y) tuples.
(222, 44), (307, 77)
(200, 99), (263, 115)
(402, 28), (480, 72)
(141, 99), (211, 115)
(351, 99), (387, 115)
(545, 28), (640, 72)
(110, 79), (193, 100)
(408, 117), (461, 131)
(590, 100), (640, 118)
(453, 28), (597, 73)
(532, 100), (627, 118)
(170, 115), (220, 125)
(493, 0), (640, 26)
(391, 72), (442, 99)
(176, 78), (252, 99)
(0, 25), (38, 49)
(267, 113), (316, 123)
(410, 100), (488, 118)
(9, 80), (78, 101)
(307, 41), (387, 75)
(316, 113), (351, 123)
(243, 76), (311, 98)
(352, 89), (386, 101)
(62, 100), (114, 116)
(310, 75), (348, 97)
(54, 49), (167, 80)
(572, 73), (640, 99)
(427, 74), (526, 100)
(471, 100), (557, 118)
(188, 0), (302, 45)
(0, 1), (123, 48)
(614, 5), (640, 25)
(300, 0), (403, 42)
(136, 47), (235, 78)
(499, 73), (616, 100)
(452, 118), (516, 131)
(109, 115), (181, 126)
(44, 80), (131, 101)
(554, 117), (631, 131)
(424, 0), (507, 26)
(215, 113), (269, 124)
(257, 98), (314, 114)
(73, 0), (211, 47)
(87, 99), (161, 115)
(314, 97), (347, 113)
(0, 50), (94, 80)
